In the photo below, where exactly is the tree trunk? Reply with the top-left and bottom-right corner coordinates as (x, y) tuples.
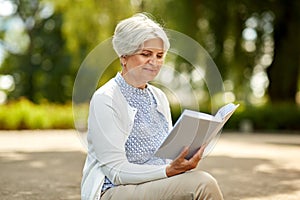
(267, 1), (300, 104)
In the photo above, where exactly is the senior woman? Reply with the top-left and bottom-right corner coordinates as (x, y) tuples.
(81, 13), (224, 200)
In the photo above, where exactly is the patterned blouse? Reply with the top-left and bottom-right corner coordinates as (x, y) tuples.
(101, 73), (170, 192)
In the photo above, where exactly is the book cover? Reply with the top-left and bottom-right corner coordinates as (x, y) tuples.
(154, 103), (239, 160)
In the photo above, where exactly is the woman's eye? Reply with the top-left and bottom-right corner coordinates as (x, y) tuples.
(140, 52), (164, 59)
(141, 53), (151, 57)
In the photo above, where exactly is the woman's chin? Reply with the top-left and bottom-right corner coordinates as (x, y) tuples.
(144, 69), (159, 78)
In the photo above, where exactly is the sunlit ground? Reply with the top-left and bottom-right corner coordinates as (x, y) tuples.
(201, 133), (300, 200)
(0, 130), (299, 199)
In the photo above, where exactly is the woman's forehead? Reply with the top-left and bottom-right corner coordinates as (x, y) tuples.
(141, 38), (164, 51)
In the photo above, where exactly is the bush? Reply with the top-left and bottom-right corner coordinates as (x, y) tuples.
(0, 99), (74, 130)
(224, 103), (300, 131)
(1, 99), (300, 131)
(170, 103), (300, 132)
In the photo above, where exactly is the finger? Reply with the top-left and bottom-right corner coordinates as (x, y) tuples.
(201, 143), (208, 149)
(175, 146), (189, 160)
(199, 143), (206, 152)
(197, 144), (207, 158)
(191, 144), (206, 161)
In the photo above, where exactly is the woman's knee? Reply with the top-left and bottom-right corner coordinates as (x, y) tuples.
(193, 171), (218, 185)
(190, 170), (223, 199)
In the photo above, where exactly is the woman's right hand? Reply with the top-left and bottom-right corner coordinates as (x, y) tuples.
(166, 144), (206, 177)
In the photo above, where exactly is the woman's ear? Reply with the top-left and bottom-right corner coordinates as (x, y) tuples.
(120, 56), (127, 67)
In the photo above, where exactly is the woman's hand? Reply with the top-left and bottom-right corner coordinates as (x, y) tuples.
(166, 144), (206, 177)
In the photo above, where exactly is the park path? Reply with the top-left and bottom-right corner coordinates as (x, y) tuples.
(0, 130), (299, 200)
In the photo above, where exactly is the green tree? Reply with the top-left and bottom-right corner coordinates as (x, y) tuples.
(0, 0), (135, 103)
(141, 0), (254, 105)
(153, 0), (300, 105)
(0, 0), (71, 103)
(1, 0), (299, 106)
(52, 0), (135, 86)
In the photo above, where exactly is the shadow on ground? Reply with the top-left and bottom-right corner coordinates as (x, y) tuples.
(0, 151), (86, 200)
(0, 151), (299, 200)
(201, 156), (300, 200)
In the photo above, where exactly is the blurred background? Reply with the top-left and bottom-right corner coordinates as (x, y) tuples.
(0, 0), (299, 132)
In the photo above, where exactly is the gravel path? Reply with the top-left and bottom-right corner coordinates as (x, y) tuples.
(0, 130), (299, 200)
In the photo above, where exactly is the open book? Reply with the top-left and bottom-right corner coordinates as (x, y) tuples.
(154, 103), (239, 160)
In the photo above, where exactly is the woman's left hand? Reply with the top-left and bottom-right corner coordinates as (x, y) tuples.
(166, 144), (207, 177)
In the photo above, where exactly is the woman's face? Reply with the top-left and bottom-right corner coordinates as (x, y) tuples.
(121, 38), (165, 89)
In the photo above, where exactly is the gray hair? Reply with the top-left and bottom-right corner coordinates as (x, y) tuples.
(112, 13), (170, 57)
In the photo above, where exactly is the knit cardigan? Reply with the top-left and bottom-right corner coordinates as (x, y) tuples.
(81, 78), (173, 200)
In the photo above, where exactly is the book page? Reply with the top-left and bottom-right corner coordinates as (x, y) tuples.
(215, 103), (239, 120)
(182, 109), (220, 122)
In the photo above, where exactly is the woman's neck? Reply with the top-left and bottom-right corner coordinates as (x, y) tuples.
(121, 71), (147, 89)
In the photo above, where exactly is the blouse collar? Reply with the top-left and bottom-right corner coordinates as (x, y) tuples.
(115, 72), (149, 96)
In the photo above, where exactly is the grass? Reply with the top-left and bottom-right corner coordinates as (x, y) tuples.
(0, 98), (74, 130)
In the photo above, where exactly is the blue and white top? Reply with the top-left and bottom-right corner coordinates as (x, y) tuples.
(102, 73), (170, 192)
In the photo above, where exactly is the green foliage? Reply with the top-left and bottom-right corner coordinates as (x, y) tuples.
(225, 103), (300, 131)
(0, 99), (300, 131)
(169, 103), (300, 131)
(0, 99), (74, 130)
(52, 0), (135, 84)
(0, 1), (72, 103)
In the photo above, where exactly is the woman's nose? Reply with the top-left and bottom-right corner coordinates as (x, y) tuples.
(149, 58), (156, 65)
(148, 55), (159, 65)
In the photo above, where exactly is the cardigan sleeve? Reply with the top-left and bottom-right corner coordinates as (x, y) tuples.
(87, 92), (168, 186)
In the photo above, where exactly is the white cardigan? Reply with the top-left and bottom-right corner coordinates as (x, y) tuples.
(81, 78), (173, 200)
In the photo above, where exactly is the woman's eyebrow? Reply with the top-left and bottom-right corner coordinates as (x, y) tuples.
(141, 49), (164, 54)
